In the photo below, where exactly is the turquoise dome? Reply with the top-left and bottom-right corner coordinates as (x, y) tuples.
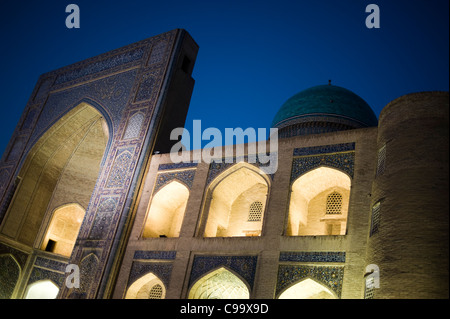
(272, 85), (378, 137)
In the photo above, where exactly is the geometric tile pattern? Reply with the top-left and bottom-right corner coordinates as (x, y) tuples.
(188, 255), (258, 290)
(153, 169), (196, 193)
(279, 251), (346, 263)
(291, 151), (355, 182)
(276, 265), (345, 298)
(293, 142), (355, 157)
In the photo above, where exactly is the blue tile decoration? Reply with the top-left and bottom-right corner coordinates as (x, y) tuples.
(106, 147), (135, 188)
(0, 243), (29, 269)
(0, 254), (21, 299)
(276, 264), (344, 298)
(27, 70), (138, 150)
(134, 72), (157, 103)
(127, 261), (174, 289)
(133, 250), (176, 260)
(293, 143), (355, 157)
(88, 196), (119, 240)
(189, 255), (258, 289)
(154, 169), (196, 193)
(34, 256), (68, 272)
(291, 143), (355, 182)
(206, 153), (276, 186)
(147, 40), (168, 65)
(279, 251), (346, 263)
(54, 46), (145, 86)
(27, 266), (65, 289)
(158, 162), (198, 171)
(123, 112), (145, 140)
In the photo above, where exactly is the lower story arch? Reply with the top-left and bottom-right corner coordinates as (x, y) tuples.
(188, 267), (250, 299)
(278, 277), (338, 299)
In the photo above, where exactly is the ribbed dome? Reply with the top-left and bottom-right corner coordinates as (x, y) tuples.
(272, 84), (378, 137)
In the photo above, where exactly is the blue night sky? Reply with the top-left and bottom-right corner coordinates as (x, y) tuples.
(0, 0), (448, 154)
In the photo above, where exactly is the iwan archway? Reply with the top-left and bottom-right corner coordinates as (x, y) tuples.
(0, 102), (111, 256)
(201, 163), (270, 238)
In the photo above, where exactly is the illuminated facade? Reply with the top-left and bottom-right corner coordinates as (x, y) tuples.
(0, 30), (448, 299)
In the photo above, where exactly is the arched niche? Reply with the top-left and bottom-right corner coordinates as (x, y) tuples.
(202, 163), (270, 237)
(125, 272), (166, 299)
(142, 180), (189, 238)
(188, 267), (250, 299)
(0, 102), (111, 248)
(24, 279), (59, 299)
(40, 203), (86, 257)
(278, 278), (337, 299)
(286, 166), (351, 236)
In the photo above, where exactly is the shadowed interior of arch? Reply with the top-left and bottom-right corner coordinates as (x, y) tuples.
(0, 103), (109, 251)
(287, 166), (351, 236)
(188, 267), (250, 299)
(203, 165), (269, 237)
(142, 180), (189, 238)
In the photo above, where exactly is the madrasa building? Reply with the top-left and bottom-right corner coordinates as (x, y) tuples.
(0, 29), (448, 299)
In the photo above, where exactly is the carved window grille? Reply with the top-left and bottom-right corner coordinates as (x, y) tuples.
(148, 284), (163, 299)
(248, 201), (263, 222)
(370, 202), (381, 236)
(326, 192), (342, 214)
(364, 277), (375, 299)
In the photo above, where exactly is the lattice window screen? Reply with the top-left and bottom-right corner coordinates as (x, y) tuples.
(248, 201), (263, 221)
(370, 202), (381, 236)
(326, 192), (342, 214)
(148, 284), (163, 299)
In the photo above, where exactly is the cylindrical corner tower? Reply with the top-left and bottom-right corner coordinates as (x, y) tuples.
(366, 91), (449, 298)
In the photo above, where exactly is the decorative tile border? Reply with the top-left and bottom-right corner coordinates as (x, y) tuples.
(291, 152), (355, 182)
(127, 261), (174, 289)
(276, 264), (344, 298)
(133, 250), (176, 260)
(153, 169), (196, 193)
(158, 162), (198, 171)
(206, 153), (276, 186)
(293, 143), (355, 157)
(279, 251), (346, 263)
(188, 255), (258, 289)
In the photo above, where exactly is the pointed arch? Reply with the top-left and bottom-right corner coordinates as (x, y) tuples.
(125, 272), (166, 299)
(142, 180), (189, 238)
(286, 166), (351, 236)
(201, 163), (270, 237)
(188, 267), (250, 299)
(24, 279), (59, 299)
(40, 203), (86, 257)
(0, 103), (110, 248)
(277, 277), (338, 299)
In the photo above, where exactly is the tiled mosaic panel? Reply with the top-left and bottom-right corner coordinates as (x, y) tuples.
(123, 113), (145, 140)
(27, 267), (65, 289)
(89, 197), (119, 240)
(189, 255), (258, 289)
(54, 46), (145, 85)
(206, 153), (276, 186)
(279, 251), (346, 263)
(147, 40), (168, 65)
(127, 261), (174, 289)
(154, 169), (196, 193)
(158, 162), (198, 171)
(291, 152), (355, 182)
(0, 255), (20, 299)
(106, 148), (134, 188)
(134, 72), (157, 103)
(133, 250), (176, 260)
(27, 69), (138, 152)
(293, 143), (355, 157)
(276, 265), (344, 298)
(6, 136), (27, 162)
